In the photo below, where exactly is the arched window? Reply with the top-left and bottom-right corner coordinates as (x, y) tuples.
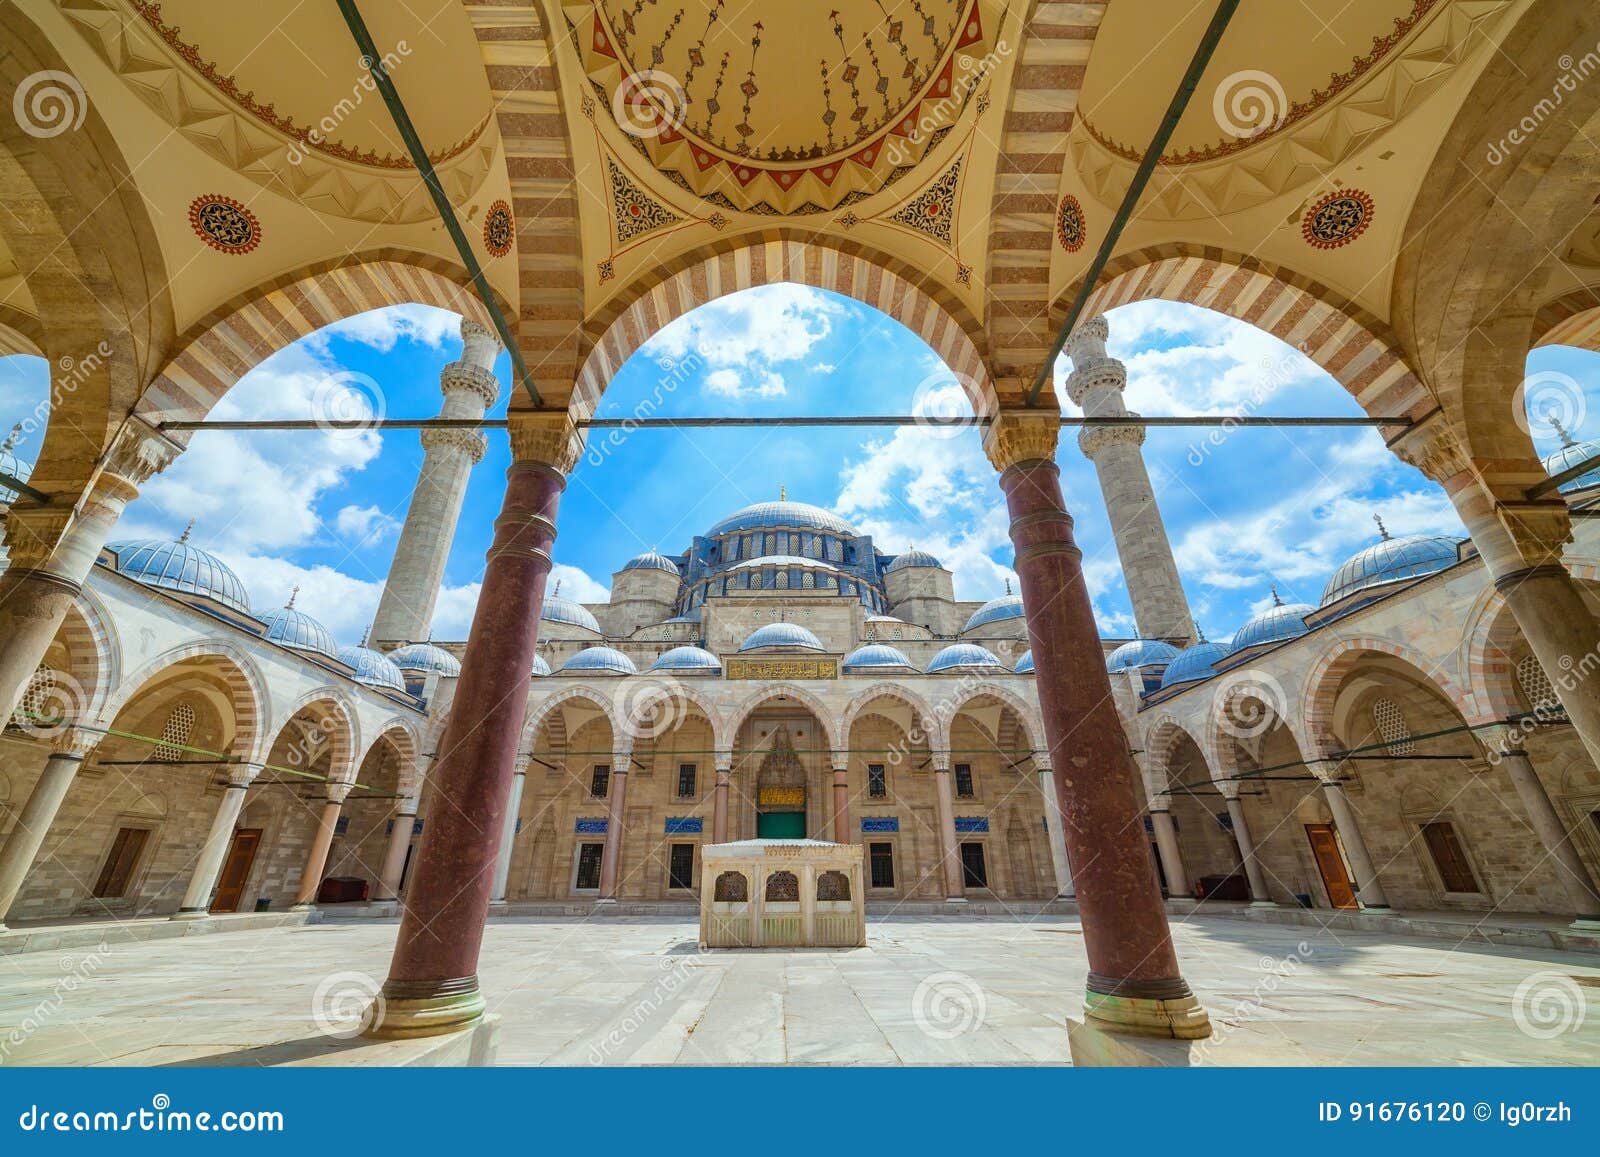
(801, 571), (815, 589)
(765, 870), (799, 901)
(713, 871), (748, 902)
(1515, 654), (1560, 714)
(1371, 698), (1414, 756)
(726, 536), (740, 561)
(775, 570), (788, 589)
(817, 870), (850, 901)
(152, 703), (196, 762)
(13, 667), (67, 729)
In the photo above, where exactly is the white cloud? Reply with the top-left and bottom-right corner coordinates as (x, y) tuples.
(334, 504), (401, 549)
(812, 362), (836, 374)
(704, 367), (787, 399)
(642, 284), (843, 371)
(307, 304), (462, 354)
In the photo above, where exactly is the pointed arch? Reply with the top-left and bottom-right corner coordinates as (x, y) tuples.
(274, 687), (360, 783)
(941, 681), (1043, 754)
(95, 640), (269, 764)
(1300, 636), (1479, 747)
(841, 683), (940, 749)
(727, 681), (842, 754)
(520, 687), (623, 753)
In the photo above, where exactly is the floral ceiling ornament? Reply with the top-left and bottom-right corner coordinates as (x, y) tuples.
(188, 194), (261, 255)
(1301, 188), (1374, 250)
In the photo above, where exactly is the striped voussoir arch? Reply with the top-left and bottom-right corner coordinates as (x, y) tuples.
(573, 237), (993, 419)
(135, 254), (494, 424)
(468, 3), (586, 402)
(1081, 248), (1434, 422)
(982, 0), (1101, 383)
(276, 689), (360, 785)
(61, 591), (118, 718)
(1298, 635), (1478, 742)
(1532, 291), (1600, 353)
(97, 642), (268, 764)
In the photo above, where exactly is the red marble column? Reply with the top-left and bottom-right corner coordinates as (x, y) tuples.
(831, 764), (849, 844)
(989, 412), (1209, 1040)
(367, 414), (574, 1039)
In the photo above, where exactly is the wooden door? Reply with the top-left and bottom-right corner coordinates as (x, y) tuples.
(211, 829), (262, 913)
(1305, 824), (1357, 909)
(93, 827), (149, 898)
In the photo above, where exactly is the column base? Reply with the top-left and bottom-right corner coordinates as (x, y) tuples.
(1570, 917), (1600, 931)
(290, 901), (316, 911)
(595, 896), (618, 905)
(1082, 989), (1212, 1041)
(170, 908), (211, 921)
(363, 976), (485, 1041)
(1249, 900), (1278, 908)
(944, 896), (968, 905)
(1358, 904), (1394, 914)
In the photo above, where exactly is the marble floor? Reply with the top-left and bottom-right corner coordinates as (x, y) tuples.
(1, 914), (1597, 1066)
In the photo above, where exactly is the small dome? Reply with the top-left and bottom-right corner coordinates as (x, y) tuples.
(843, 644), (915, 672)
(106, 535), (252, 614)
(1230, 598), (1315, 653)
(866, 613), (906, 624)
(1321, 533), (1459, 607)
(706, 500), (857, 538)
(338, 645), (407, 692)
(663, 609), (703, 624)
(885, 548), (943, 573)
(531, 653), (551, 677)
(651, 645), (720, 672)
(1159, 642), (1229, 688)
(622, 550), (680, 575)
(964, 593), (1025, 632)
(561, 646), (637, 675)
(1107, 639), (1181, 672)
(739, 622), (825, 652)
(1013, 650), (1034, 674)
(927, 643), (1007, 674)
(387, 643), (462, 676)
(1542, 436), (1600, 493)
(259, 599), (339, 659)
(541, 594), (601, 633)
(0, 424), (33, 505)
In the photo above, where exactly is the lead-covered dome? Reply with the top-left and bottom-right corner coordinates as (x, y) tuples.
(541, 594), (601, 633)
(706, 501), (857, 538)
(388, 643), (462, 676)
(1107, 639), (1180, 672)
(927, 643), (1007, 674)
(338, 645), (407, 692)
(651, 645), (720, 672)
(739, 622), (825, 652)
(1159, 641), (1229, 688)
(561, 646), (637, 675)
(964, 593), (1025, 632)
(1230, 597), (1315, 653)
(1013, 650), (1035, 674)
(106, 535), (252, 614)
(260, 594), (338, 659)
(1320, 533), (1459, 607)
(1541, 431), (1600, 493)
(885, 548), (943, 573)
(843, 644), (915, 672)
(622, 550), (681, 574)
(531, 653), (551, 677)
(0, 424), (33, 505)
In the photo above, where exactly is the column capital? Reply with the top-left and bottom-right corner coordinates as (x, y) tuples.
(713, 749), (734, 772)
(100, 415), (183, 493)
(1472, 722), (1528, 758)
(1, 507), (75, 571)
(507, 409), (584, 473)
(1033, 750), (1053, 773)
(1078, 418), (1145, 459)
(439, 361), (500, 410)
(226, 761), (265, 788)
(324, 781), (354, 805)
(983, 409), (1060, 472)
(1493, 500), (1573, 567)
(1387, 413), (1471, 487)
(50, 726), (101, 758)
(929, 749), (952, 772)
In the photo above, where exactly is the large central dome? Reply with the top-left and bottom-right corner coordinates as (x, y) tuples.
(706, 501), (858, 539)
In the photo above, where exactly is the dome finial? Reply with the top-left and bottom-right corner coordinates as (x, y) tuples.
(285, 585), (299, 610)
(1004, 577), (1012, 595)
(177, 519), (194, 545)
(1372, 512), (1390, 541)
(553, 578), (561, 597)
(1195, 623), (1207, 643)
(1270, 584), (1283, 607)
(1, 422), (20, 452)
(1550, 414), (1577, 447)
(361, 622), (372, 647)
(779, 484), (786, 502)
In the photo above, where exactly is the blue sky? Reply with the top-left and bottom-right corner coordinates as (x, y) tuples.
(2, 290), (1596, 648)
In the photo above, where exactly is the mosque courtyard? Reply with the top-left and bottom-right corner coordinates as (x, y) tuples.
(2, 913), (1596, 1067)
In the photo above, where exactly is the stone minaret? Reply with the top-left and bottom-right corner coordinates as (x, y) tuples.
(371, 319), (502, 647)
(1065, 314), (1196, 645)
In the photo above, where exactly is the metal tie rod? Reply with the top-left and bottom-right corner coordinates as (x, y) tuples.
(157, 414), (1412, 432)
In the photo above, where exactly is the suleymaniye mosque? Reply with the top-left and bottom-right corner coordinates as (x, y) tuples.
(2, 0), (1600, 1093)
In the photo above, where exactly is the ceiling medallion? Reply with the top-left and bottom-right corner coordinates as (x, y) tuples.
(1056, 195), (1086, 252)
(483, 200), (515, 257)
(1301, 188), (1373, 250)
(188, 194), (261, 255)
(567, 0), (994, 214)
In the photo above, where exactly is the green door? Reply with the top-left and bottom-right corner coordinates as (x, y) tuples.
(757, 812), (806, 839)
